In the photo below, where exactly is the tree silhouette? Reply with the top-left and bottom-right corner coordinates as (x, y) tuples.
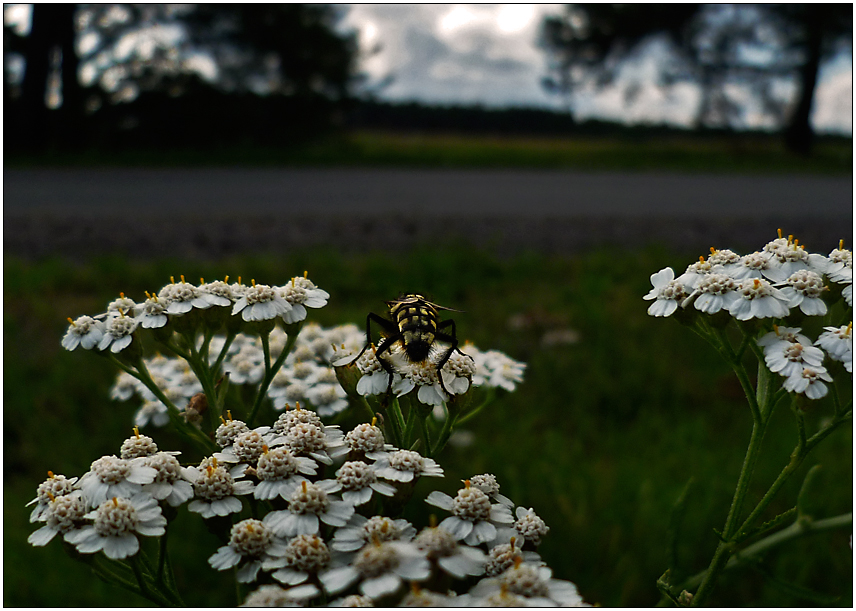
(539, 4), (852, 154)
(4, 4), (359, 153)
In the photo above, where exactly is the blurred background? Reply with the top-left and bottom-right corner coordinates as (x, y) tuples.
(4, 3), (852, 607)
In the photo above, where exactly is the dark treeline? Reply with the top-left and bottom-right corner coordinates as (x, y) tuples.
(345, 100), (854, 141)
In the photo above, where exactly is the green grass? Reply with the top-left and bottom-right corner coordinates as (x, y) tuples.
(4, 245), (852, 606)
(6, 129), (853, 174)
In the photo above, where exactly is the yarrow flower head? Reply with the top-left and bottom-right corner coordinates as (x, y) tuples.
(688, 273), (739, 314)
(414, 524), (486, 578)
(512, 507), (550, 546)
(264, 481), (354, 538)
(343, 419), (396, 460)
(372, 449), (444, 483)
(468, 346), (527, 391)
(728, 278), (790, 321)
(469, 473), (513, 507)
(676, 256), (714, 290)
(77, 455), (157, 508)
(28, 491), (88, 547)
(279, 273), (330, 325)
(252, 446), (318, 501)
(143, 452), (197, 507)
(158, 276), (213, 314)
(783, 365), (833, 400)
(241, 584), (320, 607)
(331, 515), (417, 553)
(317, 461), (396, 507)
(208, 516), (288, 583)
(644, 267), (688, 317)
(731, 250), (784, 282)
(816, 323), (853, 372)
(267, 534), (332, 586)
(61, 315), (105, 351)
(779, 270), (828, 316)
(467, 561), (587, 607)
(65, 494), (166, 560)
(27, 472), (79, 522)
(319, 540), (430, 600)
(761, 333), (825, 379)
(425, 480), (514, 546)
(187, 457), (254, 518)
(98, 311), (139, 353)
(232, 280), (292, 322)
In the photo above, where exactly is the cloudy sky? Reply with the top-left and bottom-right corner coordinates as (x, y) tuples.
(4, 3), (852, 133)
(339, 4), (853, 134)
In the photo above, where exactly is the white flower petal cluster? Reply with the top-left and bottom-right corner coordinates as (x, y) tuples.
(646, 234), (851, 322)
(28, 490), (89, 547)
(265, 481), (355, 538)
(757, 327), (835, 400)
(331, 515), (417, 553)
(65, 494), (166, 560)
(187, 457), (254, 518)
(61, 316), (105, 351)
(644, 267), (688, 317)
(319, 540), (431, 600)
(465, 345), (526, 392)
(77, 455), (158, 507)
(62, 273), (330, 359)
(816, 323), (853, 372)
(373, 450), (444, 483)
(280, 274), (331, 325)
(425, 481), (514, 546)
(27, 472), (79, 522)
(208, 516), (289, 583)
(466, 562), (588, 607)
(317, 461), (397, 506)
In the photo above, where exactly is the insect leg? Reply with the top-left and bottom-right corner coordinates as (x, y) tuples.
(434, 319), (470, 395)
(348, 312), (398, 365)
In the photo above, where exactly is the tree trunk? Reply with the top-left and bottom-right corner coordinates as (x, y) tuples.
(15, 4), (79, 153)
(783, 7), (824, 156)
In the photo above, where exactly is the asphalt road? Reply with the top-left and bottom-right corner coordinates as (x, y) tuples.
(5, 167), (852, 258)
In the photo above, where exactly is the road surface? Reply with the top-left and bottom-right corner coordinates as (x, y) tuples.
(5, 167), (852, 259)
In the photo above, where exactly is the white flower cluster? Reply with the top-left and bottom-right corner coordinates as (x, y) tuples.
(645, 235), (852, 320)
(110, 323), (364, 426)
(62, 273), (329, 355)
(758, 324), (852, 399)
(645, 233), (852, 401)
(334, 340), (527, 407)
(29, 414), (588, 606)
(27, 429), (191, 559)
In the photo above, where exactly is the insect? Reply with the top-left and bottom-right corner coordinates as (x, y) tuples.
(351, 293), (470, 395)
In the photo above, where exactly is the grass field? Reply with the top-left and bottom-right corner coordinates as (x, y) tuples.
(6, 129), (853, 174)
(4, 244), (852, 607)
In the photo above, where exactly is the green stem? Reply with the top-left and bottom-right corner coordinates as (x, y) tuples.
(715, 327), (761, 422)
(157, 529), (168, 585)
(383, 395), (407, 449)
(691, 418), (768, 605)
(682, 513), (852, 593)
(247, 326), (300, 427)
(418, 412), (432, 453)
(358, 397), (377, 422)
(129, 555), (173, 607)
(735, 409), (851, 542)
(401, 400), (418, 449)
(211, 331), (236, 378)
(430, 405), (458, 458)
(456, 388), (496, 425)
(108, 355), (216, 453)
